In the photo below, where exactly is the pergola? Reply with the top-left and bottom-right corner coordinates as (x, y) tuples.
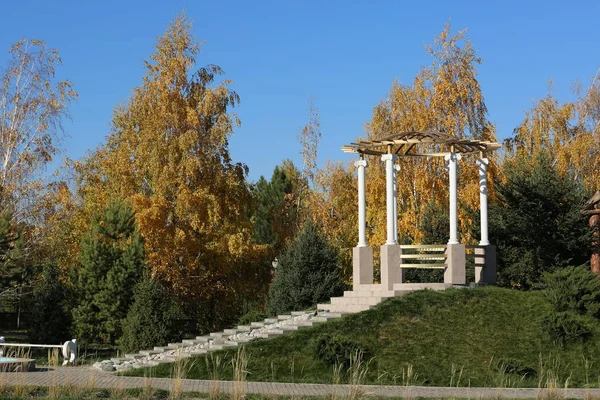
(342, 131), (501, 288)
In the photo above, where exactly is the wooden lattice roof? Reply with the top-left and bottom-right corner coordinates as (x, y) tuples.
(342, 131), (501, 157)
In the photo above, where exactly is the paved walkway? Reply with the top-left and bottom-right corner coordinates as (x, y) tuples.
(1, 366), (599, 398)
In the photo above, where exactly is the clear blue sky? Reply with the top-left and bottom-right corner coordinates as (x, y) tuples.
(1, 0), (598, 182)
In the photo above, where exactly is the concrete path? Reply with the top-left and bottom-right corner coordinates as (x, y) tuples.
(1, 366), (599, 398)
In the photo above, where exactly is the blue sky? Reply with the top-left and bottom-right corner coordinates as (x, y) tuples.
(1, 0), (599, 182)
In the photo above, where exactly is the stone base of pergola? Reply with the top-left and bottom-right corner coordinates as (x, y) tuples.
(318, 243), (496, 314)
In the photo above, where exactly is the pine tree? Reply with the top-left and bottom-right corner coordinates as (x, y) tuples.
(72, 201), (145, 345)
(268, 221), (344, 315)
(490, 152), (590, 289)
(252, 166), (297, 252)
(120, 276), (178, 353)
(0, 210), (20, 291)
(28, 264), (70, 344)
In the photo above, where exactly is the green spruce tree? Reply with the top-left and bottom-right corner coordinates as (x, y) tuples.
(253, 165), (297, 253)
(28, 264), (71, 344)
(120, 275), (178, 353)
(72, 201), (145, 345)
(490, 152), (590, 289)
(268, 221), (344, 315)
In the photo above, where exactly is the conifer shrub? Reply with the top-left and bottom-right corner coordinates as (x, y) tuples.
(542, 266), (600, 317)
(267, 221), (345, 315)
(490, 152), (590, 289)
(120, 277), (178, 353)
(313, 334), (369, 367)
(72, 201), (145, 346)
(28, 264), (71, 344)
(540, 266), (600, 346)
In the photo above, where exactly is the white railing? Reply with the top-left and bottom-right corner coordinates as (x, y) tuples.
(0, 338), (77, 366)
(399, 245), (447, 269)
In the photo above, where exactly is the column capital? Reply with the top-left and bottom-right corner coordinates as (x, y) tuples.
(444, 153), (462, 162)
(381, 154), (397, 162)
(476, 157), (489, 167)
(354, 159), (368, 168)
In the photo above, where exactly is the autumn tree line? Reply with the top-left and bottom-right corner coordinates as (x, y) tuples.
(0, 15), (599, 350)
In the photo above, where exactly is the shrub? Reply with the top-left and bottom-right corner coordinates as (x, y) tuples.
(267, 221), (345, 315)
(120, 277), (179, 354)
(490, 152), (590, 289)
(541, 311), (590, 347)
(313, 334), (369, 367)
(28, 265), (71, 344)
(540, 266), (600, 347)
(542, 266), (600, 317)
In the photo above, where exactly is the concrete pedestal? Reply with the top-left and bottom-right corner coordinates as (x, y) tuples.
(381, 244), (403, 290)
(444, 243), (466, 285)
(475, 245), (496, 284)
(352, 246), (373, 288)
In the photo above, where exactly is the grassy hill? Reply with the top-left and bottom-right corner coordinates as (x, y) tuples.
(125, 287), (600, 387)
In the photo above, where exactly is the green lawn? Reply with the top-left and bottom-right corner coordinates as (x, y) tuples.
(123, 287), (600, 388)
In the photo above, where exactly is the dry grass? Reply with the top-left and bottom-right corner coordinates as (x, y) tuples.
(346, 351), (370, 400)
(232, 346), (249, 400)
(206, 351), (223, 400)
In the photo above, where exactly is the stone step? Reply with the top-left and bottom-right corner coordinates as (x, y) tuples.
(311, 315), (335, 323)
(111, 357), (129, 363)
(264, 318), (278, 324)
(392, 283), (453, 291)
(155, 358), (176, 364)
(250, 322), (265, 328)
(154, 345), (178, 352)
(224, 329), (242, 335)
(139, 350), (162, 356)
(133, 361), (158, 369)
(185, 349), (208, 355)
(343, 289), (401, 298)
(323, 312), (348, 318)
(236, 325), (252, 332)
(168, 342), (192, 348)
(210, 342), (239, 351)
(293, 321), (314, 327)
(330, 296), (383, 306)
(125, 354), (146, 360)
(255, 331), (283, 339)
(182, 339), (206, 345)
(171, 352), (193, 359)
(277, 315), (292, 320)
(210, 332), (228, 339)
(212, 337), (242, 345)
(291, 311), (313, 316)
(318, 303), (373, 313)
(195, 336), (211, 342)
(276, 325), (299, 332)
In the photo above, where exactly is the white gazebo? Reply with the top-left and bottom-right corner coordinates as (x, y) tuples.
(343, 131), (500, 290)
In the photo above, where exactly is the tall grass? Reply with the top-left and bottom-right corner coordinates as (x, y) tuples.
(170, 349), (196, 400)
(232, 346), (249, 400)
(206, 351), (222, 400)
(346, 351), (370, 400)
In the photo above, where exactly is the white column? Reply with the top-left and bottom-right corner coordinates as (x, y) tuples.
(445, 152), (461, 245)
(393, 164), (401, 243)
(382, 154), (398, 245)
(355, 158), (368, 247)
(477, 157), (490, 245)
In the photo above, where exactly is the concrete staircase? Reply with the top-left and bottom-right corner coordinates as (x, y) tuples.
(317, 283), (453, 313)
(99, 283), (454, 371)
(103, 310), (348, 371)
